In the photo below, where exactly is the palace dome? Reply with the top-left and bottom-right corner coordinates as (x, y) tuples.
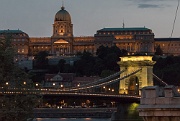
(54, 6), (71, 22)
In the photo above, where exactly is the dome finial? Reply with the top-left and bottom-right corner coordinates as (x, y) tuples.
(61, 0), (65, 10)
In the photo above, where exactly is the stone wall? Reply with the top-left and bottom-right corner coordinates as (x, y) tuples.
(138, 86), (180, 121)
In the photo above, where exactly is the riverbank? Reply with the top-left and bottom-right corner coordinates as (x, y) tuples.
(33, 108), (116, 118)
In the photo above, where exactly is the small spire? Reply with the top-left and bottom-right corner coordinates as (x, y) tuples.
(61, 0), (65, 10)
(122, 19), (125, 28)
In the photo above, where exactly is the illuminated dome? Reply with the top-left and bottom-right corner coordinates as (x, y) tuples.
(54, 6), (71, 22)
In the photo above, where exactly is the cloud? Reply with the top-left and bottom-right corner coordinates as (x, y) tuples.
(138, 4), (162, 8)
(126, 0), (172, 9)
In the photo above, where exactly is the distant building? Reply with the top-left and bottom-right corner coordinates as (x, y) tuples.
(1, 4), (180, 59)
(155, 38), (180, 56)
(0, 30), (29, 60)
(44, 72), (74, 88)
(95, 28), (155, 55)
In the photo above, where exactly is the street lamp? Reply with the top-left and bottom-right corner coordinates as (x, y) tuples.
(36, 83), (38, 87)
(77, 83), (80, 87)
(6, 82), (8, 85)
(23, 82), (26, 85)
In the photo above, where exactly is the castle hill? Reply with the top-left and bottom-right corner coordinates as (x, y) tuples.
(0, 1), (180, 121)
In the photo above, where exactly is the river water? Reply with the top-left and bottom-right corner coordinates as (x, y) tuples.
(34, 118), (111, 121)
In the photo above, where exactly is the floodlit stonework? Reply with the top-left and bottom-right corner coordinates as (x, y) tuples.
(138, 86), (180, 121)
(118, 56), (155, 95)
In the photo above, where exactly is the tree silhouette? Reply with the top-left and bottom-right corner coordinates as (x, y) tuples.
(0, 35), (40, 121)
(155, 45), (163, 55)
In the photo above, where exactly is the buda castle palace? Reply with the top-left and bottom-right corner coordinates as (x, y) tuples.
(1, 4), (180, 61)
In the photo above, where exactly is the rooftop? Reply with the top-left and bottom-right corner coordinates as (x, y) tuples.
(0, 30), (24, 34)
(98, 27), (150, 32)
(155, 38), (180, 41)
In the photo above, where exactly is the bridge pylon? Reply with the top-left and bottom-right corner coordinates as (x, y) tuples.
(117, 56), (156, 95)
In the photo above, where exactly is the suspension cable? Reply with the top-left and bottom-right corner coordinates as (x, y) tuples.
(167, 0), (180, 55)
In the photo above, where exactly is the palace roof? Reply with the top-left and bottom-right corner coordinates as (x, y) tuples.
(155, 38), (180, 41)
(98, 27), (150, 32)
(0, 30), (24, 34)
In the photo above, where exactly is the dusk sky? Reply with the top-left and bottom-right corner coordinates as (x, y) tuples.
(0, 0), (179, 38)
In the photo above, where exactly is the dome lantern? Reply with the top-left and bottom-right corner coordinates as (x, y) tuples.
(54, 5), (71, 22)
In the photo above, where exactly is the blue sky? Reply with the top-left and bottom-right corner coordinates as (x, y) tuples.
(0, 0), (179, 38)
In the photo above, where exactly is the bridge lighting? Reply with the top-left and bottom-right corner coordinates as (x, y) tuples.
(178, 88), (180, 93)
(77, 83), (80, 87)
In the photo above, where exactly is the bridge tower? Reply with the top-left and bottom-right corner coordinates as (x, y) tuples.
(118, 56), (155, 95)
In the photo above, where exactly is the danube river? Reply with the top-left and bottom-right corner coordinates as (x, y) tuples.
(34, 118), (111, 121)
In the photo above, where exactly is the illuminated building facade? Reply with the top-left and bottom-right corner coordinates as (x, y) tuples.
(0, 30), (29, 60)
(29, 5), (155, 56)
(1, 4), (180, 59)
(118, 56), (155, 95)
(155, 38), (180, 56)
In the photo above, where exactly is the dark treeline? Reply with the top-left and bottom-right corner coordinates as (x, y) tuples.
(153, 56), (180, 86)
(33, 45), (128, 78)
(32, 46), (180, 86)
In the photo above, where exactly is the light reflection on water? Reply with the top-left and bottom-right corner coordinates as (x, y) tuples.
(34, 118), (111, 121)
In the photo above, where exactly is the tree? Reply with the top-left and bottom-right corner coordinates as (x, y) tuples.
(96, 45), (109, 59)
(104, 53), (119, 71)
(0, 35), (39, 121)
(155, 45), (163, 55)
(74, 51), (95, 76)
(153, 56), (180, 86)
(57, 59), (66, 72)
(100, 70), (115, 78)
(34, 51), (48, 69)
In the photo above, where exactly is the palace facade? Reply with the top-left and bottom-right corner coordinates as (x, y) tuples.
(1, 5), (180, 61)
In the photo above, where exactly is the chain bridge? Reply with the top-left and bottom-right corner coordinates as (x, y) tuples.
(0, 56), (168, 103)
